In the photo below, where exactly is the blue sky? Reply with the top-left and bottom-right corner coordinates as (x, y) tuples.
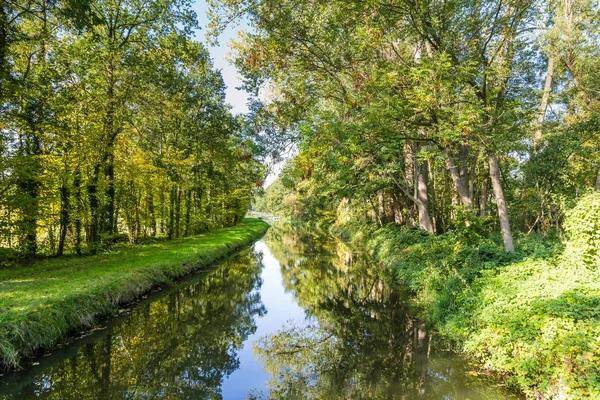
(191, 2), (284, 186)
(192, 1), (250, 115)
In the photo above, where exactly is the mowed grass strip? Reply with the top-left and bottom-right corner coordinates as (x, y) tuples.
(0, 218), (269, 370)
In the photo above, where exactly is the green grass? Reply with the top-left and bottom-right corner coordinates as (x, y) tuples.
(0, 218), (269, 371)
(333, 194), (600, 399)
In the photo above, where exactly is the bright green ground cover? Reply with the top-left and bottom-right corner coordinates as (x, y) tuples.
(333, 193), (600, 399)
(0, 218), (269, 370)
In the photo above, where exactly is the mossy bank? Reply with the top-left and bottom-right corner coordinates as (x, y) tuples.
(333, 193), (600, 399)
(0, 218), (269, 371)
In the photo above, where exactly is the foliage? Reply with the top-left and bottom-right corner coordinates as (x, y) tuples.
(208, 0), (600, 252)
(337, 193), (600, 398)
(0, 0), (264, 258)
(562, 192), (600, 268)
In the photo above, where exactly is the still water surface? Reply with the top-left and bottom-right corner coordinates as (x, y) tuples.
(0, 226), (519, 399)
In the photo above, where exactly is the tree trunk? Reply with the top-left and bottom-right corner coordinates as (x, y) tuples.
(488, 153), (514, 251)
(147, 187), (156, 236)
(74, 169), (82, 255)
(387, 191), (395, 223)
(0, 5), (8, 99)
(595, 168), (600, 192)
(368, 197), (379, 224)
(378, 192), (385, 225)
(175, 185), (181, 238)
(184, 190), (191, 236)
(102, 152), (115, 235)
(534, 55), (554, 151)
(159, 190), (165, 235)
(417, 160), (434, 233)
(391, 192), (403, 224)
(405, 142), (417, 225)
(16, 129), (41, 257)
(102, 55), (118, 237)
(57, 179), (70, 256)
(429, 160), (437, 233)
(88, 164), (101, 253)
(444, 147), (473, 209)
(132, 186), (141, 242)
(480, 174), (488, 217)
(168, 187), (176, 239)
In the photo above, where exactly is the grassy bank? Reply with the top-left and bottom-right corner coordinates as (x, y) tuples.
(333, 193), (600, 399)
(0, 218), (269, 371)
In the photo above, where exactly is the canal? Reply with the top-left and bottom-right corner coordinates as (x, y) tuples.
(0, 225), (519, 399)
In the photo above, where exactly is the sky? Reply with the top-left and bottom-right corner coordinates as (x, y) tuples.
(192, 1), (250, 115)
(191, 1), (283, 186)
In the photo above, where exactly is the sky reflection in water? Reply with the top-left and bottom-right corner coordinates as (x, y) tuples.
(0, 226), (519, 399)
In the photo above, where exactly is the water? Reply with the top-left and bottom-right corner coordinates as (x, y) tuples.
(0, 226), (520, 399)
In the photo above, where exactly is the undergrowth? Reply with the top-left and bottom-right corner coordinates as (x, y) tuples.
(333, 192), (600, 399)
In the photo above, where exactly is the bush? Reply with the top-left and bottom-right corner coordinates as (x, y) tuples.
(335, 202), (599, 398)
(100, 233), (130, 248)
(562, 192), (600, 269)
(0, 248), (20, 269)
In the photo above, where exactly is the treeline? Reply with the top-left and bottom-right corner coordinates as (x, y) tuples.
(0, 0), (263, 259)
(213, 0), (599, 250)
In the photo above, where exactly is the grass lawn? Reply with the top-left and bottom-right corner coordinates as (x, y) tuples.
(0, 218), (269, 371)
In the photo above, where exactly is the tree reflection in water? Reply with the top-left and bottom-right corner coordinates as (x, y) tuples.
(0, 250), (265, 399)
(256, 225), (517, 400)
(0, 227), (519, 400)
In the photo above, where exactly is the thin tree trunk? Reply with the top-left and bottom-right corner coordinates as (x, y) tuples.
(168, 187), (176, 239)
(0, 5), (8, 99)
(391, 192), (403, 224)
(405, 142), (417, 225)
(18, 134), (40, 257)
(595, 168), (600, 192)
(378, 192), (385, 225)
(159, 190), (165, 235)
(535, 55), (554, 151)
(88, 163), (101, 252)
(368, 197), (379, 224)
(6, 203), (12, 248)
(102, 152), (115, 235)
(417, 160), (434, 233)
(488, 153), (514, 251)
(74, 169), (82, 255)
(468, 150), (478, 205)
(147, 187), (156, 236)
(113, 189), (120, 235)
(184, 189), (191, 236)
(134, 186), (141, 242)
(429, 160), (437, 233)
(175, 185), (181, 238)
(387, 191), (395, 223)
(480, 174), (488, 217)
(57, 178), (70, 256)
(444, 147), (473, 209)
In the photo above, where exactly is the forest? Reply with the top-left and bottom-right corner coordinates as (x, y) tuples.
(2, 0), (600, 397)
(0, 0), (263, 262)
(239, 0), (599, 242)
(210, 0), (600, 397)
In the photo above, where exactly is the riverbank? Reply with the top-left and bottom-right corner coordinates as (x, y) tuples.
(0, 218), (269, 371)
(333, 193), (600, 399)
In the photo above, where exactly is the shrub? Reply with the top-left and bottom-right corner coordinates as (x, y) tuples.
(335, 203), (599, 398)
(562, 192), (600, 269)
